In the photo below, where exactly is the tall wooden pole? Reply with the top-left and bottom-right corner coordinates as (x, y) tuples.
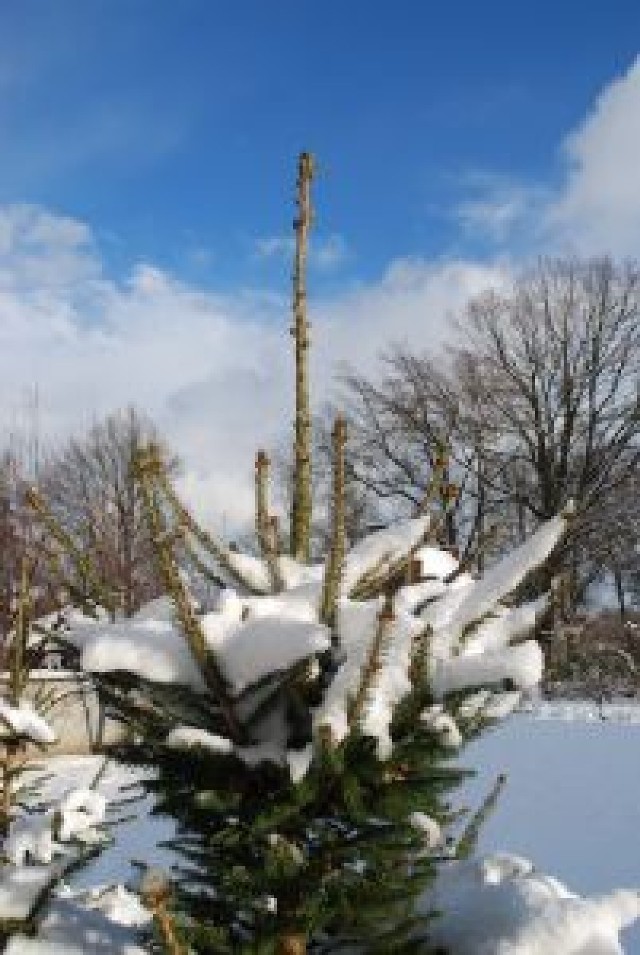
(290, 152), (314, 562)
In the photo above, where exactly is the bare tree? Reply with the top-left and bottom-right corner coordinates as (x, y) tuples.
(338, 349), (495, 566)
(41, 407), (177, 617)
(342, 259), (640, 603)
(462, 259), (639, 594)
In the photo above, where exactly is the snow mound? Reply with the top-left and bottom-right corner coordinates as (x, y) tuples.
(4, 885), (150, 954)
(421, 852), (640, 955)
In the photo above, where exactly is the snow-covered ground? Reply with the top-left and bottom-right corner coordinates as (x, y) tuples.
(458, 709), (640, 954)
(9, 706), (640, 953)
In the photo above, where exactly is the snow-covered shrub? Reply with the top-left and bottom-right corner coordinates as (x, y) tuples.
(65, 444), (571, 952)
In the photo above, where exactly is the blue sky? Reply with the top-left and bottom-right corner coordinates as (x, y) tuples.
(2, 0), (639, 283)
(1, 2), (640, 524)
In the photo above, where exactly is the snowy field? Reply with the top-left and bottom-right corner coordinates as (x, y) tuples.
(12, 703), (640, 952)
(459, 708), (640, 954)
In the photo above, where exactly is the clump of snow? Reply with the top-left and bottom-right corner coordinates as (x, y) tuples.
(0, 700), (56, 745)
(58, 788), (107, 843)
(311, 598), (380, 747)
(425, 514), (566, 647)
(286, 745), (314, 783)
(462, 597), (549, 657)
(420, 704), (462, 748)
(203, 604), (330, 694)
(395, 578), (447, 614)
(165, 726), (234, 753)
(482, 691), (523, 720)
(224, 551), (271, 594)
(0, 864), (68, 921)
(6, 817), (54, 866)
(278, 557), (324, 590)
(409, 812), (443, 848)
(431, 641), (543, 698)
(456, 689), (492, 720)
(415, 545), (459, 579)
(71, 884), (151, 929)
(342, 515), (431, 594)
(131, 597), (175, 623)
(68, 617), (206, 691)
(420, 852), (640, 955)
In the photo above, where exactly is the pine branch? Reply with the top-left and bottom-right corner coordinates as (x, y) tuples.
(255, 450), (284, 593)
(319, 417), (347, 636)
(347, 593), (395, 729)
(456, 773), (507, 859)
(151, 451), (269, 596)
(134, 447), (245, 745)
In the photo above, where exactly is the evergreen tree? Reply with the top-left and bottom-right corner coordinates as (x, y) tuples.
(35, 153), (570, 953)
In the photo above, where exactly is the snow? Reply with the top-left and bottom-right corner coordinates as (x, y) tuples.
(68, 585), (330, 696)
(482, 690), (523, 720)
(202, 593), (330, 693)
(462, 597), (549, 656)
(459, 713), (640, 954)
(415, 544), (459, 579)
(310, 599), (419, 757)
(6, 707), (640, 953)
(224, 550), (271, 594)
(37, 510), (627, 952)
(4, 886), (150, 954)
(409, 811), (443, 848)
(342, 515), (431, 594)
(0, 699), (56, 745)
(423, 513), (566, 647)
(431, 640), (543, 697)
(0, 864), (68, 921)
(395, 577), (447, 614)
(446, 511), (566, 631)
(7, 817), (54, 866)
(278, 556), (324, 590)
(68, 616), (206, 690)
(58, 789), (107, 842)
(165, 726), (234, 753)
(521, 699), (640, 723)
(420, 704), (462, 747)
(422, 852), (640, 955)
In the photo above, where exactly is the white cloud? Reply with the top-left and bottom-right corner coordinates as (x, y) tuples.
(0, 204), (501, 531)
(254, 232), (349, 271)
(6, 59), (639, 531)
(455, 56), (640, 259)
(548, 55), (640, 256)
(455, 177), (550, 244)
